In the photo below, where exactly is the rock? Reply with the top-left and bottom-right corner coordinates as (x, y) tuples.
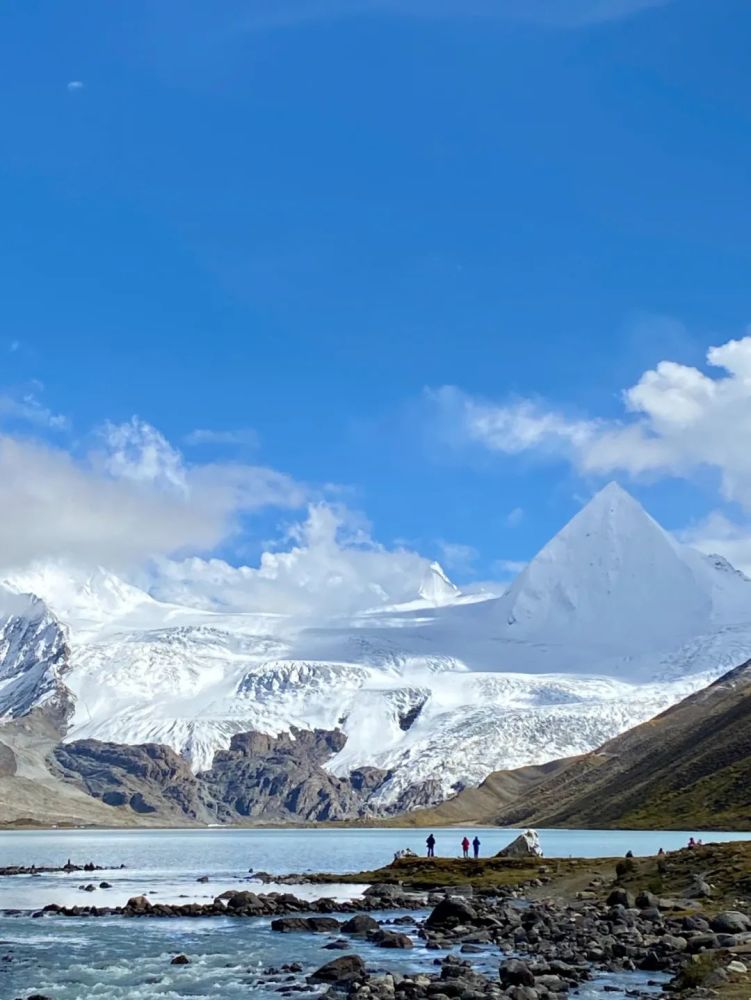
(171, 954), (190, 965)
(271, 916), (341, 933)
(509, 989), (538, 1000)
(661, 934), (688, 953)
(535, 976), (566, 992)
(635, 891), (659, 910)
(363, 883), (404, 899)
(309, 917), (342, 933)
(52, 740), (213, 822)
(500, 960), (536, 987)
(371, 930), (413, 948)
(727, 960), (748, 974)
(686, 933), (721, 953)
(342, 914), (380, 935)
(271, 917), (313, 933)
(682, 914), (710, 932)
(125, 895), (150, 912)
(323, 939), (351, 950)
(710, 911), (751, 934)
(99, 882), (112, 889)
(687, 878), (713, 898)
(425, 898), (478, 929)
(308, 955), (366, 984)
(607, 888), (636, 908)
(225, 890), (264, 912)
(196, 875), (210, 883)
(496, 830), (542, 858)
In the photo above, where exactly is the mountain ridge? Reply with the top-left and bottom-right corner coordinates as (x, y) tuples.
(407, 658), (751, 831)
(3, 482), (751, 812)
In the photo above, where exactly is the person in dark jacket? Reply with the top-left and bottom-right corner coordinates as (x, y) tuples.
(426, 834), (436, 858)
(472, 836), (481, 859)
(461, 836), (470, 859)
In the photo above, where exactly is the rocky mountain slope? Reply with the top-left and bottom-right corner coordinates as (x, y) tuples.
(492, 658), (751, 830)
(52, 727), (444, 823)
(416, 659), (751, 830)
(4, 482), (751, 820)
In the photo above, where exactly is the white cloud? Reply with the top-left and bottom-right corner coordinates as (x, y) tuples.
(0, 385), (69, 431)
(185, 427), (260, 448)
(147, 502), (445, 617)
(681, 511), (751, 578)
(506, 506), (524, 527)
(438, 541), (478, 573)
(97, 417), (187, 492)
(437, 334), (751, 511)
(67, 81), (84, 92)
(0, 419), (307, 569)
(493, 558), (527, 576)
(0, 415), (447, 617)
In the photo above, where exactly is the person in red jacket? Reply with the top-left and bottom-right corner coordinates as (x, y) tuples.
(461, 836), (470, 859)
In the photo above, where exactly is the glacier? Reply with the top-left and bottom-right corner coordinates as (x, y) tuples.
(3, 481), (751, 806)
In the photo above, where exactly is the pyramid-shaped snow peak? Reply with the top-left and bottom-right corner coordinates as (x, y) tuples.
(418, 561), (460, 606)
(495, 482), (751, 652)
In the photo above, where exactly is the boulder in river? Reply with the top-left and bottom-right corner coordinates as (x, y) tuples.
(271, 916), (341, 933)
(425, 897), (478, 928)
(371, 929), (414, 948)
(308, 954), (366, 984)
(500, 959), (536, 987)
(342, 914), (380, 935)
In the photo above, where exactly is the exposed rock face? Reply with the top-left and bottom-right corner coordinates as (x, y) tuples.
(48, 725), (442, 823)
(52, 740), (214, 822)
(200, 728), (393, 822)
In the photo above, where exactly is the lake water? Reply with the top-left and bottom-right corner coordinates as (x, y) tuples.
(0, 827), (748, 999)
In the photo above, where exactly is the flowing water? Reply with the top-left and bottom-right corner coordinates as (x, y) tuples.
(1, 827), (748, 1000)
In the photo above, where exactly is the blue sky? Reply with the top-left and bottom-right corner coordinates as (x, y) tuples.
(2, 0), (751, 602)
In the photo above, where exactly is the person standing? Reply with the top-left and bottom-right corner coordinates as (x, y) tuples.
(472, 835), (481, 859)
(426, 833), (436, 858)
(461, 836), (470, 859)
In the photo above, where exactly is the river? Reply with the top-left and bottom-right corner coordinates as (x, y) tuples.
(0, 827), (747, 999)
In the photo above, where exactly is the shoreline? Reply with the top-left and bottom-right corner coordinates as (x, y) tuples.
(4, 843), (751, 998)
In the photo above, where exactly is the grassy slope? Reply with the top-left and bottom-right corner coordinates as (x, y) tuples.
(380, 759), (575, 827)
(493, 660), (751, 830)
(403, 660), (751, 832)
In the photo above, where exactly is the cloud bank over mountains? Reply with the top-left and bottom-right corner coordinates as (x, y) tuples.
(0, 412), (449, 618)
(3, 329), (751, 612)
(435, 334), (751, 511)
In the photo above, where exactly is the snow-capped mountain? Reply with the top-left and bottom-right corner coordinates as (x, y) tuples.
(3, 482), (751, 806)
(494, 482), (751, 652)
(0, 587), (70, 722)
(418, 561), (460, 606)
